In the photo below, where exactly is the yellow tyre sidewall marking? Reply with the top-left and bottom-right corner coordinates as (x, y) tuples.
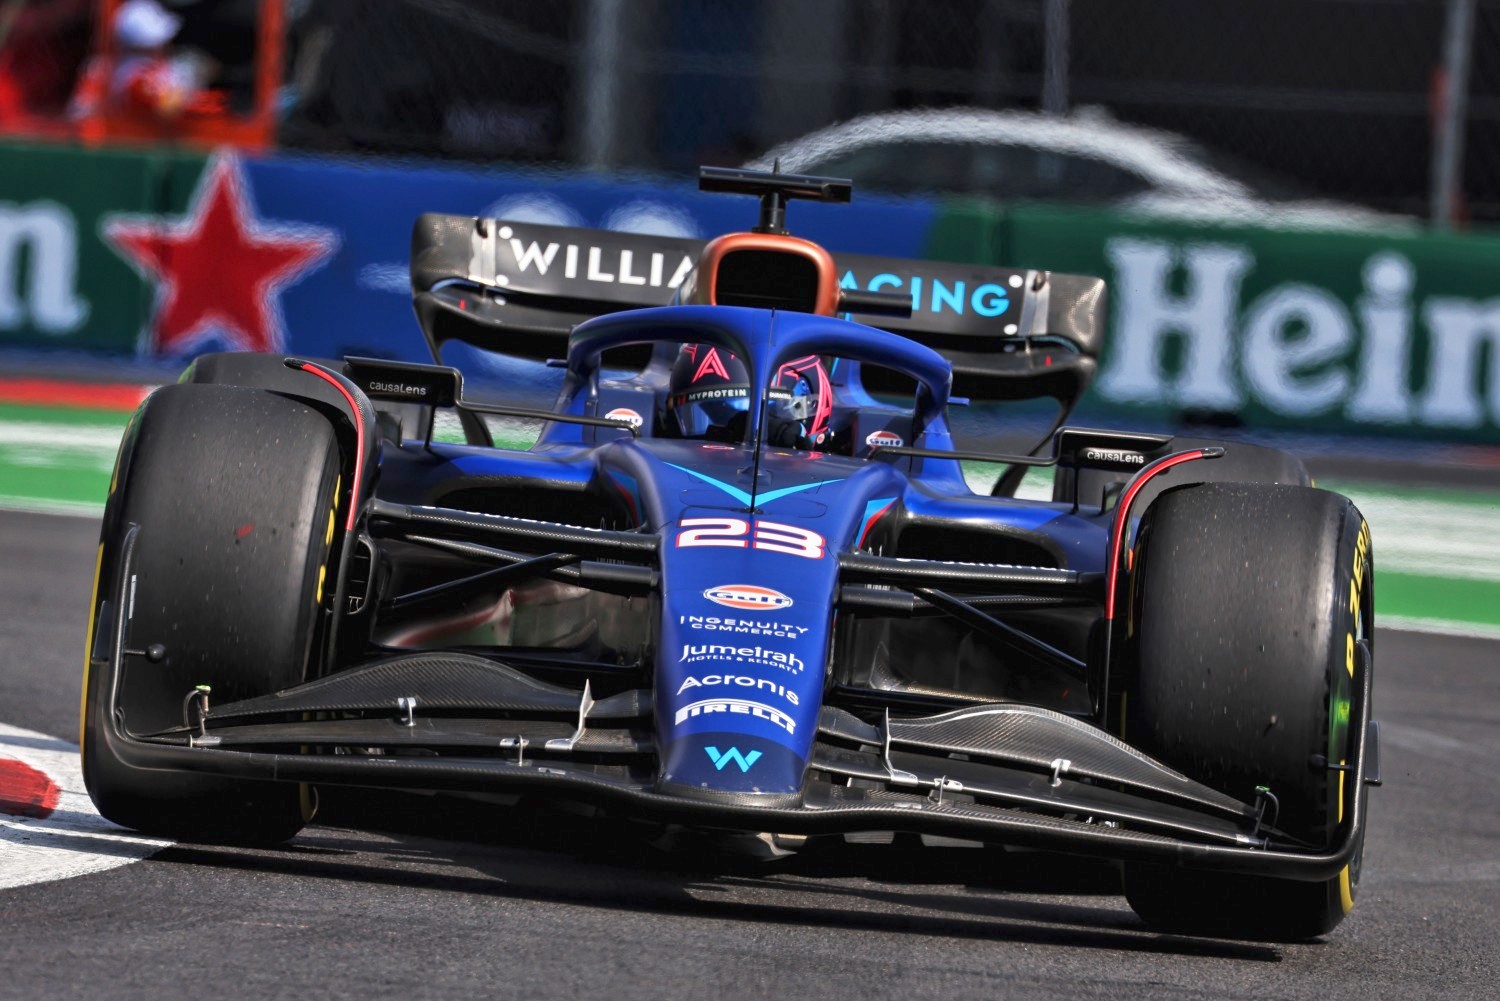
(301, 473), (342, 819)
(78, 542), (105, 752)
(1336, 519), (1370, 913)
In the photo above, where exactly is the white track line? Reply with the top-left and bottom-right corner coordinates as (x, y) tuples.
(0, 724), (167, 890)
(1342, 491), (1500, 584)
(0, 494), (104, 518)
(0, 420), (122, 472)
(1377, 615), (1500, 642)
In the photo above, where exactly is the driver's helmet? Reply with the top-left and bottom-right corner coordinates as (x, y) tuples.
(664, 344), (751, 440)
(767, 354), (833, 448)
(662, 346), (835, 448)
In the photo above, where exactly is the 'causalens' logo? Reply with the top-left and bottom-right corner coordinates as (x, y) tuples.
(704, 746), (762, 772)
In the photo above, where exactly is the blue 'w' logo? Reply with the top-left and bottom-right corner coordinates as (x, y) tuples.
(704, 746), (762, 772)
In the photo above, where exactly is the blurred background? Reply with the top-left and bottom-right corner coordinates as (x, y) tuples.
(9, 0), (1498, 220)
(5, 0), (1500, 435)
(3, 0), (1500, 415)
(280, 0), (1497, 227)
(2, 0), (1498, 630)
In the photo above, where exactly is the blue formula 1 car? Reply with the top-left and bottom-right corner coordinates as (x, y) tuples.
(81, 168), (1379, 940)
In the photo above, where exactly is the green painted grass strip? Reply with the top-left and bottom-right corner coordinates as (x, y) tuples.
(0, 402), (132, 429)
(1375, 571), (1500, 630)
(0, 463), (113, 510)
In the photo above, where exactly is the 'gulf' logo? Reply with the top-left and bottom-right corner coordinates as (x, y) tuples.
(604, 408), (644, 428)
(703, 584), (794, 611)
(866, 429), (904, 449)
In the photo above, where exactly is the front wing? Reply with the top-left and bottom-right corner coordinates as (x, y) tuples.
(94, 523), (1377, 880)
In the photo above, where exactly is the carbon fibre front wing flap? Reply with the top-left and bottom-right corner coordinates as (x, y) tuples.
(102, 636), (1375, 881)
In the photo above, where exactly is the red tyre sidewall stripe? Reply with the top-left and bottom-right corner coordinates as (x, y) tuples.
(293, 363), (366, 533)
(1105, 450), (1213, 621)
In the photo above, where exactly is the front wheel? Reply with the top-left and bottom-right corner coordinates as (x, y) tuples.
(82, 384), (342, 844)
(1120, 482), (1373, 940)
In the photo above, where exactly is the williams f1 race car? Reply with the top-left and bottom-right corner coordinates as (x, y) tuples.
(81, 167), (1379, 940)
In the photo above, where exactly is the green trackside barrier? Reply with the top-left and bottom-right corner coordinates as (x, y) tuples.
(989, 203), (1500, 445)
(919, 197), (1009, 266)
(0, 140), (211, 355)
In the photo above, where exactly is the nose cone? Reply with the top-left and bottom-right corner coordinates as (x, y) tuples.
(650, 459), (840, 800)
(634, 445), (902, 802)
(655, 592), (827, 798)
(660, 732), (807, 796)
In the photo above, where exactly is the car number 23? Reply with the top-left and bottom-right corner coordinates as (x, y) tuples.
(675, 518), (826, 560)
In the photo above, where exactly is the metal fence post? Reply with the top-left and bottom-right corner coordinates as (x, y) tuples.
(580, 0), (624, 171)
(1432, 0), (1476, 228)
(1042, 0), (1071, 116)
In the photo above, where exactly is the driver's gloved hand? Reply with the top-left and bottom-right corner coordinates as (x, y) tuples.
(704, 411), (750, 444)
(765, 416), (807, 448)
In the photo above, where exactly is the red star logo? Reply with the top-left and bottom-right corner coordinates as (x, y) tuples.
(103, 156), (337, 355)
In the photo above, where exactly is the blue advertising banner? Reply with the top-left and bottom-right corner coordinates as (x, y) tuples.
(245, 153), (939, 370)
(0, 141), (937, 388)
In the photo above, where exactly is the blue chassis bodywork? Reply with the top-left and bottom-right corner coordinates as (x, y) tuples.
(382, 303), (1111, 795)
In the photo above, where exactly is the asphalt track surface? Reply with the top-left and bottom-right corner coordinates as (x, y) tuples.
(1, 508), (1497, 1001)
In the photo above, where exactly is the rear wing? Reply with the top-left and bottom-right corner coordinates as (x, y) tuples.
(410, 214), (1105, 405)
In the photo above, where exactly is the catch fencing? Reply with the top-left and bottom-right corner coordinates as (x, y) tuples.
(262, 0), (1500, 225)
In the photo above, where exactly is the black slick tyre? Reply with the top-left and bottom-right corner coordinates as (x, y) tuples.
(81, 383), (342, 844)
(1120, 482), (1373, 941)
